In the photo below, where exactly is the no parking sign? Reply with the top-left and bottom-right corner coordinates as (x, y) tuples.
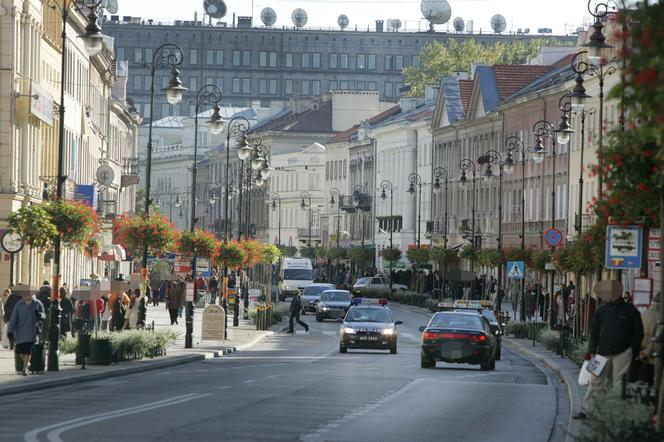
(544, 228), (563, 248)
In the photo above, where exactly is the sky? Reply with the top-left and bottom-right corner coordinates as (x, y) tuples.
(107, 0), (595, 36)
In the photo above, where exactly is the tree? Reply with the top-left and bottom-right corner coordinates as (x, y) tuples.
(277, 245), (297, 258)
(380, 247), (401, 262)
(327, 247), (348, 260)
(429, 246), (459, 268)
(406, 247), (430, 269)
(477, 248), (502, 269)
(403, 38), (548, 97)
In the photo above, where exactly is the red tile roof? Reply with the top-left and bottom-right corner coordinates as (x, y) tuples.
(492, 65), (554, 100)
(458, 80), (474, 113)
(329, 105), (401, 142)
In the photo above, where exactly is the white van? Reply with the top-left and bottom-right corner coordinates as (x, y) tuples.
(279, 258), (314, 298)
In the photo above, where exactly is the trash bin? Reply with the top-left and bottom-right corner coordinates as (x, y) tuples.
(89, 338), (113, 365)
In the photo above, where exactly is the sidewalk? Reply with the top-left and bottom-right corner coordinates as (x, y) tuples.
(0, 302), (281, 397)
(504, 337), (586, 441)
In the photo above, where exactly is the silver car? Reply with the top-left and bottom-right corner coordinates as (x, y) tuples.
(301, 283), (335, 314)
(316, 290), (352, 321)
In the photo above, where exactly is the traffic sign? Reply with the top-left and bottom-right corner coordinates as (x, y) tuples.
(506, 261), (525, 280)
(544, 228), (563, 248)
(605, 225), (643, 269)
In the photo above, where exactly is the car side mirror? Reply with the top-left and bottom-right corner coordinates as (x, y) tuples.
(394, 320), (403, 325)
(418, 326), (426, 332)
(336, 318), (343, 324)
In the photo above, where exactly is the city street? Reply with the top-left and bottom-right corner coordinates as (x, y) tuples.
(2, 304), (566, 442)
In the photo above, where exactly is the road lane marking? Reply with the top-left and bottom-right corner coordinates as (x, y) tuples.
(401, 332), (420, 343)
(266, 374), (281, 379)
(244, 379), (255, 384)
(24, 393), (212, 442)
(217, 386), (232, 390)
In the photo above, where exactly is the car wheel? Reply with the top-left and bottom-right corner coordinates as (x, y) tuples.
(301, 309), (306, 315)
(420, 356), (435, 368)
(390, 344), (397, 354)
(490, 357), (496, 371)
(316, 315), (323, 322)
(339, 344), (347, 353)
(480, 354), (491, 371)
(495, 345), (501, 361)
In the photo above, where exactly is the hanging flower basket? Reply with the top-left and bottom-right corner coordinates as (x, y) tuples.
(214, 240), (246, 269)
(348, 246), (375, 262)
(177, 229), (218, 258)
(260, 243), (282, 264)
(8, 204), (58, 249)
(239, 240), (264, 268)
(477, 248), (502, 269)
(327, 247), (348, 260)
(46, 200), (100, 247)
(429, 246), (459, 267)
(380, 247), (401, 262)
(406, 247), (430, 268)
(116, 213), (178, 258)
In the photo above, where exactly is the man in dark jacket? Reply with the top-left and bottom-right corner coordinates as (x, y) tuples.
(288, 292), (309, 333)
(576, 289), (644, 419)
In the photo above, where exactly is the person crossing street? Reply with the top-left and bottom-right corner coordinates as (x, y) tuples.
(287, 292), (309, 333)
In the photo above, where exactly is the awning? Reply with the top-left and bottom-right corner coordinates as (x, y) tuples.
(98, 244), (126, 261)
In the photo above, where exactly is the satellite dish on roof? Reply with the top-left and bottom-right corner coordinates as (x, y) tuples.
(292, 8), (308, 28)
(453, 17), (464, 32)
(103, 0), (118, 14)
(421, 0), (452, 32)
(491, 14), (506, 33)
(261, 7), (277, 27)
(390, 18), (402, 31)
(203, 0), (227, 19)
(338, 14), (349, 30)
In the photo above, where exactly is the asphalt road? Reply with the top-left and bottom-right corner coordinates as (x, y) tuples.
(1, 304), (564, 442)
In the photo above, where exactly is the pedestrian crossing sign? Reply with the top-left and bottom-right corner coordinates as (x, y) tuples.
(507, 261), (525, 280)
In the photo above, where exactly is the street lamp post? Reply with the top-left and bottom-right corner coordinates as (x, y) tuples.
(224, 119), (250, 242)
(353, 185), (368, 248)
(432, 167), (449, 297)
(380, 180), (394, 294)
(47, 0), (106, 372)
(503, 136), (527, 321)
(300, 191), (313, 249)
(271, 193), (282, 246)
(407, 174), (423, 248)
(459, 160), (477, 270)
(184, 84), (223, 349)
(482, 151), (504, 306)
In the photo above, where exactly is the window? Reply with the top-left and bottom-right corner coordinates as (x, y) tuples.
(133, 75), (142, 90)
(285, 79), (293, 95)
(242, 78), (250, 94)
(368, 54), (376, 70)
(259, 79), (267, 94)
(269, 79), (277, 95)
(312, 80), (320, 96)
(395, 55), (404, 70)
(206, 50), (214, 65)
(215, 50), (224, 65)
(161, 103), (169, 117)
(285, 53), (293, 68)
(232, 78), (241, 94)
(326, 162), (330, 180)
(232, 50), (241, 66)
(302, 80), (310, 95)
(259, 51), (267, 67)
(340, 54), (349, 69)
(242, 51), (251, 66)
(343, 160), (347, 178)
(190, 50), (198, 65)
(357, 54), (366, 69)
(413, 56), (420, 68)
(329, 80), (337, 91)
(312, 53), (321, 68)
(189, 76), (198, 91)
(205, 77), (214, 86)
(302, 53), (310, 68)
(385, 82), (393, 97)
(269, 52), (277, 67)
(134, 48), (142, 63)
(340, 80), (349, 90)
(116, 47), (124, 60)
(161, 75), (169, 89)
(329, 53), (338, 69)
(358, 81), (365, 90)
(385, 55), (393, 70)
(144, 48), (153, 63)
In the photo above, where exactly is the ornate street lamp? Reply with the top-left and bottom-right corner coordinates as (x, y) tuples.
(432, 167), (450, 297)
(407, 173), (423, 248)
(300, 191), (313, 249)
(271, 193), (282, 245)
(380, 180), (395, 294)
(481, 151), (504, 306)
(459, 159), (477, 269)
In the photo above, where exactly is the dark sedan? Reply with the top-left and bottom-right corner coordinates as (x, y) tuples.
(338, 305), (402, 354)
(316, 290), (353, 321)
(420, 311), (497, 370)
(301, 283), (335, 314)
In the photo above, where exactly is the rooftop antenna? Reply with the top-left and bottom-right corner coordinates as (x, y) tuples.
(453, 17), (464, 33)
(390, 18), (402, 32)
(420, 0), (452, 32)
(337, 14), (349, 30)
(491, 14), (506, 34)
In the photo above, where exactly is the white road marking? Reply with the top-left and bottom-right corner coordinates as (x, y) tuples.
(266, 374), (281, 379)
(401, 332), (420, 343)
(244, 379), (255, 384)
(217, 386), (232, 390)
(25, 393), (212, 442)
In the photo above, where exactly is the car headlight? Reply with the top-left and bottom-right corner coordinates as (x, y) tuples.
(343, 327), (356, 334)
(381, 328), (394, 336)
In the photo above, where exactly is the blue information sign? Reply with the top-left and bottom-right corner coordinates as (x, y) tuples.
(506, 261), (525, 280)
(605, 225), (643, 269)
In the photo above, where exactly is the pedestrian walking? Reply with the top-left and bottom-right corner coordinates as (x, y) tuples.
(209, 275), (219, 305)
(110, 292), (127, 332)
(166, 282), (182, 325)
(60, 290), (75, 338)
(575, 287), (644, 419)
(158, 281), (167, 306)
(3, 289), (20, 349)
(125, 290), (140, 329)
(7, 291), (45, 376)
(0, 288), (8, 349)
(287, 292), (309, 333)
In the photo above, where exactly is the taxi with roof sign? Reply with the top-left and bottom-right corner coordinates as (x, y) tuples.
(337, 298), (402, 354)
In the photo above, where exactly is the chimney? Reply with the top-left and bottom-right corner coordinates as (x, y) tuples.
(376, 20), (384, 32)
(424, 83), (438, 104)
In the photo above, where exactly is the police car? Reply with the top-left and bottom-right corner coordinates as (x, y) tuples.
(337, 298), (402, 354)
(438, 300), (503, 360)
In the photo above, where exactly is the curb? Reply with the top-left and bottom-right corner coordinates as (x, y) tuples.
(0, 353), (205, 398)
(503, 338), (581, 441)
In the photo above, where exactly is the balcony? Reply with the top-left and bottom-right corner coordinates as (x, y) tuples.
(426, 220), (448, 235)
(340, 193), (372, 213)
(297, 228), (322, 241)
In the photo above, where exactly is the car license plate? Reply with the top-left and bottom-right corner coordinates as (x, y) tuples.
(359, 336), (378, 341)
(444, 342), (462, 359)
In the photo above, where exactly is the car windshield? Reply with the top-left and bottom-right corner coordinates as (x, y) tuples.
(321, 291), (352, 302)
(355, 278), (368, 285)
(283, 269), (313, 280)
(481, 309), (498, 324)
(346, 308), (392, 323)
(429, 313), (482, 330)
(302, 285), (333, 297)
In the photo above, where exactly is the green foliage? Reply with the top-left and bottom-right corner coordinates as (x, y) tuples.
(406, 247), (430, 268)
(327, 247), (348, 260)
(177, 229), (218, 258)
(260, 243), (282, 264)
(116, 213), (178, 257)
(348, 246), (375, 262)
(502, 246), (535, 264)
(459, 245), (478, 262)
(214, 240), (246, 269)
(536, 328), (560, 351)
(380, 247), (402, 262)
(504, 321), (548, 339)
(555, 223), (604, 275)
(47, 200), (100, 247)
(300, 245), (325, 259)
(277, 245), (297, 258)
(429, 246), (459, 267)
(529, 249), (552, 272)
(8, 204), (59, 249)
(403, 38), (548, 96)
(59, 329), (178, 362)
(477, 248), (502, 268)
(568, 339), (587, 368)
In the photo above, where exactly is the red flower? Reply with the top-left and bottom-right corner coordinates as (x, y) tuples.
(642, 150), (655, 158)
(634, 68), (657, 86)
(638, 183), (649, 192)
(641, 26), (652, 47)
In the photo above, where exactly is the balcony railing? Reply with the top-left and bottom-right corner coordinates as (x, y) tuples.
(296, 228), (322, 240)
(340, 194), (372, 213)
(426, 220), (448, 235)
